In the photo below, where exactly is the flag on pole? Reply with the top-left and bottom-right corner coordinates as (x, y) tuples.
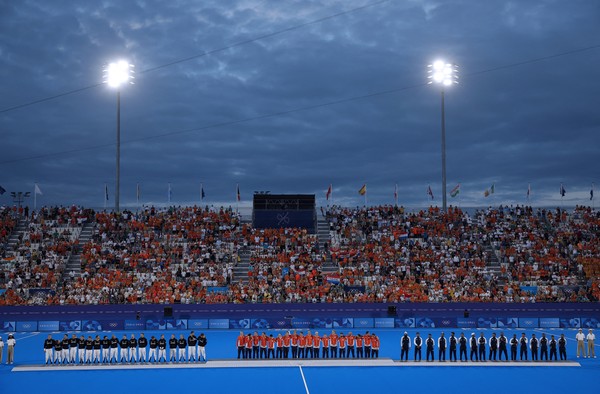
(394, 184), (398, 201)
(484, 183), (494, 197)
(358, 184), (367, 196)
(560, 184), (566, 197)
(34, 184), (43, 195)
(591, 183), (595, 201)
(201, 184), (206, 200)
(136, 183), (140, 203)
(427, 185), (434, 200)
(168, 183), (172, 202)
(490, 184), (495, 194)
(326, 184), (332, 201)
(105, 184), (109, 201)
(0, 185), (5, 195)
(236, 184), (241, 202)
(527, 184), (531, 199)
(450, 184), (460, 198)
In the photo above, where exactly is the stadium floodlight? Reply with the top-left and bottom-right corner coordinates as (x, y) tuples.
(103, 60), (134, 213)
(427, 59), (458, 213)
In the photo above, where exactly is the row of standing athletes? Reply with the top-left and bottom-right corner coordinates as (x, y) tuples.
(236, 331), (381, 359)
(43, 332), (207, 364)
(399, 332), (570, 361)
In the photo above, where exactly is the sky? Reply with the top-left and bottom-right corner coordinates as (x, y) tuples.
(1, 0), (599, 210)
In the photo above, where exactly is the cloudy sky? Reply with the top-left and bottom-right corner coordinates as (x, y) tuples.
(1, 0), (599, 210)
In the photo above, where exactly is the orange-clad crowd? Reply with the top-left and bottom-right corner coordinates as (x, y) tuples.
(0, 204), (598, 305)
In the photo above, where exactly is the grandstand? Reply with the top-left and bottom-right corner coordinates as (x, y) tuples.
(1, 204), (598, 305)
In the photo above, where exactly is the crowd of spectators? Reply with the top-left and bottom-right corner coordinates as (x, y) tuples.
(0, 204), (597, 305)
(0, 206), (94, 305)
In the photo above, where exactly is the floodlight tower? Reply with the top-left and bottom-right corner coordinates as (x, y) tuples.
(428, 60), (458, 213)
(103, 60), (134, 213)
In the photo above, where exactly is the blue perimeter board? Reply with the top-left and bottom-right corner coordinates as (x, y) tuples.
(1, 327), (598, 394)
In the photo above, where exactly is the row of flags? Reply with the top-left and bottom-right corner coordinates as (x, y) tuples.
(102, 183), (242, 203)
(0, 183), (595, 203)
(323, 183), (596, 202)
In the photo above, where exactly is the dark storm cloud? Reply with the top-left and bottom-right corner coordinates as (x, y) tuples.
(0, 0), (599, 209)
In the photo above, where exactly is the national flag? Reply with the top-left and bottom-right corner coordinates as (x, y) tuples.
(326, 184), (332, 201)
(104, 184), (109, 201)
(560, 184), (566, 197)
(427, 185), (434, 200)
(136, 183), (140, 203)
(358, 184), (367, 196)
(394, 184), (398, 201)
(325, 273), (341, 285)
(168, 183), (172, 202)
(591, 184), (595, 201)
(450, 184), (460, 198)
(34, 184), (43, 195)
(527, 184), (531, 199)
(201, 184), (206, 200)
(398, 232), (408, 240)
(484, 189), (490, 197)
(490, 184), (495, 194)
(0, 185), (5, 195)
(236, 184), (241, 202)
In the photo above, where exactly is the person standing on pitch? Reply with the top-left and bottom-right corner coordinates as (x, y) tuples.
(438, 332), (447, 361)
(6, 334), (16, 365)
(168, 334), (177, 363)
(344, 332), (353, 359)
(101, 336), (110, 363)
(458, 333), (467, 362)
(177, 334), (187, 362)
(576, 328), (586, 358)
(53, 336), (62, 364)
(470, 333), (478, 361)
(400, 332), (410, 361)
(0, 336), (4, 364)
(119, 335), (129, 363)
(478, 333), (487, 361)
(510, 334), (518, 361)
(110, 335), (119, 363)
(549, 335), (557, 361)
(540, 333), (548, 361)
(138, 333), (148, 363)
(187, 331), (197, 362)
(519, 333), (528, 361)
(149, 336), (158, 363)
(322, 334), (330, 358)
(426, 334), (435, 362)
(158, 334), (167, 363)
(559, 334), (567, 361)
(69, 334), (79, 363)
(530, 334), (539, 361)
(498, 332), (508, 361)
(85, 336), (94, 364)
(586, 329), (595, 358)
(489, 333), (498, 361)
(78, 335), (87, 364)
(448, 332), (457, 362)
(129, 334), (138, 363)
(236, 331), (245, 359)
(363, 332), (372, 358)
(198, 333), (207, 362)
(414, 332), (423, 362)
(61, 335), (70, 364)
(371, 333), (380, 358)
(313, 332), (321, 359)
(43, 335), (54, 364)
(93, 335), (102, 364)
(276, 334), (284, 359)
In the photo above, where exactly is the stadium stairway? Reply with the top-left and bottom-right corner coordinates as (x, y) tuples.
(63, 221), (95, 281)
(317, 216), (338, 274)
(233, 249), (251, 284)
(485, 241), (505, 284)
(6, 217), (28, 251)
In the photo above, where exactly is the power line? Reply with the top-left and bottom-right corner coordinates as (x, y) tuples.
(2, 43), (599, 166)
(0, 0), (395, 114)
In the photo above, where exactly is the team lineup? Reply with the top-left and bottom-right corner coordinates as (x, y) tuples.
(35, 328), (596, 365)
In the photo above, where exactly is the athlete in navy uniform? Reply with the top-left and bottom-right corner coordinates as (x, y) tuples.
(488, 333), (498, 361)
(519, 333), (528, 361)
(558, 334), (567, 360)
(549, 335), (557, 361)
(530, 334), (539, 361)
(470, 333), (478, 361)
(539, 333), (548, 361)
(426, 334), (435, 362)
(438, 332), (447, 361)
(498, 333), (508, 361)
(458, 333), (468, 362)
(478, 333), (486, 361)
(400, 332), (410, 361)
(414, 333), (423, 362)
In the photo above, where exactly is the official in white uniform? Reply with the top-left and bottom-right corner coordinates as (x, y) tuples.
(587, 329), (595, 358)
(576, 329), (586, 358)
